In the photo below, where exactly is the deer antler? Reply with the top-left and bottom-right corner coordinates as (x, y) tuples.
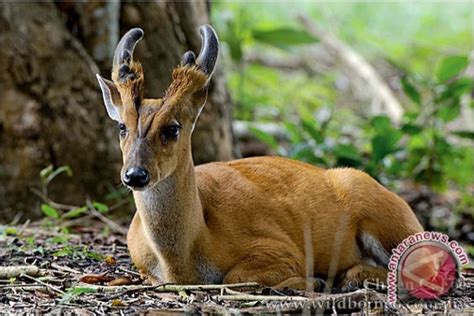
(181, 25), (219, 77)
(165, 25), (219, 104)
(112, 28), (144, 83)
(109, 28), (145, 112)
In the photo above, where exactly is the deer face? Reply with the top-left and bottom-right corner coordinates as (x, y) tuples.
(97, 26), (218, 190)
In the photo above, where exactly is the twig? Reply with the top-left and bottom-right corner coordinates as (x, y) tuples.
(0, 265), (39, 278)
(298, 14), (404, 124)
(73, 282), (260, 294)
(51, 263), (81, 275)
(217, 288), (380, 303)
(86, 199), (128, 235)
(108, 198), (132, 212)
(21, 274), (65, 295)
(61, 214), (95, 228)
(0, 285), (48, 291)
(224, 288), (245, 295)
(0, 283), (45, 289)
(214, 294), (311, 302)
(17, 219), (31, 235)
(117, 267), (141, 277)
(30, 188), (78, 211)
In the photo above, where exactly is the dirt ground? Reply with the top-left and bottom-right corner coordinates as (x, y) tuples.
(0, 221), (473, 315)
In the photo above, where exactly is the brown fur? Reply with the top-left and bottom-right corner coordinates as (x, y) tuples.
(103, 53), (425, 291)
(164, 66), (208, 103)
(127, 157), (424, 289)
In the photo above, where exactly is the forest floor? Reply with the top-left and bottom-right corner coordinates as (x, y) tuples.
(0, 221), (473, 315)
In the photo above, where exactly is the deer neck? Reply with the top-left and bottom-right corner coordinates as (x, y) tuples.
(133, 154), (205, 263)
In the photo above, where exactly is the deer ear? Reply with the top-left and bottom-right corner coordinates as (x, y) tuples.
(96, 74), (122, 122)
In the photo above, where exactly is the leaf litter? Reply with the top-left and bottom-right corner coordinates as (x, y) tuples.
(0, 221), (473, 314)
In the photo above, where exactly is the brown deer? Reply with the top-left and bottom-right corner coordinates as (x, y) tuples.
(96, 25), (425, 290)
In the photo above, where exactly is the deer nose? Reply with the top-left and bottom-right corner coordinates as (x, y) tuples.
(123, 167), (150, 187)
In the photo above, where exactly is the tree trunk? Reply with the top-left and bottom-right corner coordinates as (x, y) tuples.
(0, 1), (235, 221)
(0, 2), (122, 221)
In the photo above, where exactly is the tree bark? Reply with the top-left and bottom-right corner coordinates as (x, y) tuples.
(0, 2), (122, 220)
(0, 1), (235, 221)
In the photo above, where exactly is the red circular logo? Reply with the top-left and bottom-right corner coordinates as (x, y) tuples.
(398, 241), (458, 300)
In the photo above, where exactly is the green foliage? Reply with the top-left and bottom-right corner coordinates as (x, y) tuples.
(395, 55), (474, 189)
(436, 56), (469, 82)
(401, 75), (421, 106)
(52, 245), (103, 261)
(288, 55), (473, 190)
(213, 4), (474, 243)
(37, 165), (115, 228)
(252, 27), (318, 49)
(92, 201), (109, 213)
(40, 165), (72, 188)
(60, 287), (98, 304)
(238, 53), (473, 191)
(63, 206), (88, 219)
(213, 1), (473, 194)
(249, 127), (279, 150)
(41, 204), (60, 219)
(2, 227), (18, 236)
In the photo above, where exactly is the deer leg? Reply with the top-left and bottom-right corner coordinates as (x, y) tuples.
(223, 255), (321, 291)
(274, 276), (324, 291)
(338, 264), (388, 292)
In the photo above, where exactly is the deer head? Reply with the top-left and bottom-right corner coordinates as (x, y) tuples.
(97, 25), (219, 190)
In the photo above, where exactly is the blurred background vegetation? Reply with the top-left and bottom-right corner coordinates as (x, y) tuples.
(0, 1), (472, 251)
(211, 1), (474, 246)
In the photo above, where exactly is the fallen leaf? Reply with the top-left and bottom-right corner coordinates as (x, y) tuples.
(80, 273), (113, 284)
(104, 255), (117, 266)
(108, 276), (132, 286)
(111, 299), (126, 307)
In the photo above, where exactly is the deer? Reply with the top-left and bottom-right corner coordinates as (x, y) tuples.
(96, 25), (426, 291)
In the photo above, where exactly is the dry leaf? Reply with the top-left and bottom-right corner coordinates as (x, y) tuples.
(80, 273), (113, 284)
(104, 255), (117, 266)
(111, 299), (126, 307)
(108, 276), (132, 286)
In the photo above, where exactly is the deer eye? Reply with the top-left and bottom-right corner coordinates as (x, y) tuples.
(161, 124), (181, 143)
(118, 123), (127, 137)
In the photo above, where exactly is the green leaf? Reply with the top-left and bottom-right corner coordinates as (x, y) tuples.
(40, 166), (72, 185)
(436, 56), (469, 82)
(452, 130), (474, 140)
(370, 115), (392, 131)
(39, 165), (53, 182)
(60, 286), (98, 304)
(436, 101), (460, 122)
(401, 123), (422, 135)
(92, 202), (109, 213)
(371, 131), (402, 162)
(252, 27), (318, 49)
(438, 77), (474, 101)
(41, 204), (59, 219)
(333, 144), (362, 167)
(4, 227), (18, 236)
(284, 122), (303, 144)
(63, 206), (88, 219)
(289, 144), (327, 166)
(401, 76), (421, 105)
(249, 127), (279, 150)
(301, 119), (323, 143)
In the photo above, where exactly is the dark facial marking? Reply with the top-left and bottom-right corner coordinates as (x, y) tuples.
(137, 110), (159, 139)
